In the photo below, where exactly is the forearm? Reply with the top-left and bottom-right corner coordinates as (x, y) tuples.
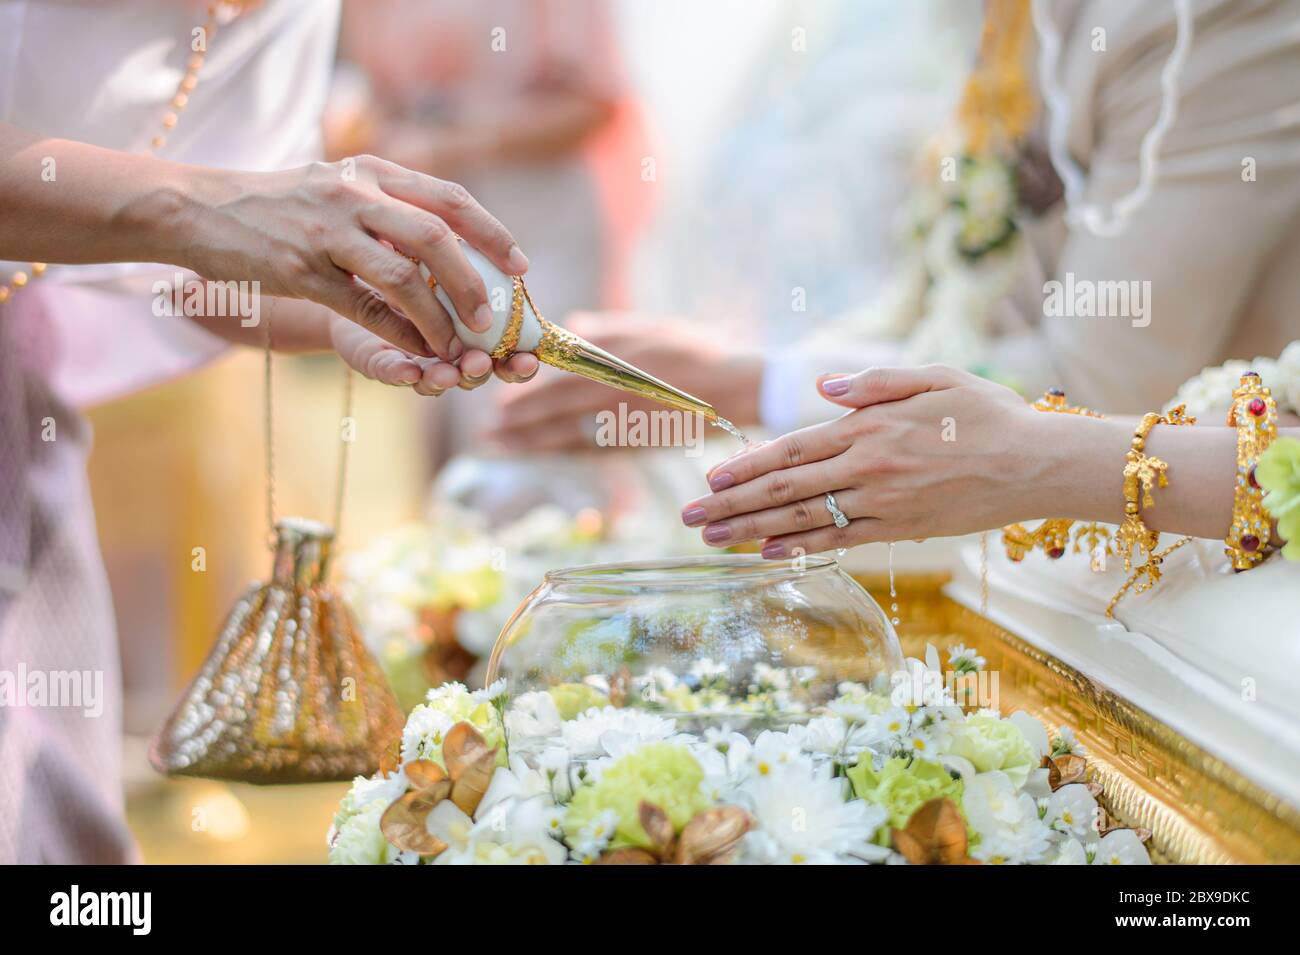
(1037, 414), (1290, 541)
(0, 122), (213, 269)
(183, 293), (336, 353)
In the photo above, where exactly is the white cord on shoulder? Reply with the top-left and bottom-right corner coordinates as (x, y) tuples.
(1032, 0), (1194, 237)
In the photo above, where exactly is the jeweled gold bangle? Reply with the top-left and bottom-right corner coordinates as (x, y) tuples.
(1224, 372), (1278, 570)
(1108, 404), (1196, 617)
(1002, 390), (1110, 564)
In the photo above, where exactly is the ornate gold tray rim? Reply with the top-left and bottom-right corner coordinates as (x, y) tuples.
(856, 572), (1300, 865)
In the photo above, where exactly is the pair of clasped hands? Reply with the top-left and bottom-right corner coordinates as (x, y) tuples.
(196, 157), (1055, 552)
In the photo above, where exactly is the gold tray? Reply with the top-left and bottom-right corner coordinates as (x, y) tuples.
(857, 572), (1300, 864)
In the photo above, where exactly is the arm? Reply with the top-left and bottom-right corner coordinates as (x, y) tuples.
(680, 365), (1287, 557)
(183, 292), (496, 395)
(0, 122), (537, 384)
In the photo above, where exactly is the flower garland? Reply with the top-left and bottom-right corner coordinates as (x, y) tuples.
(1167, 341), (1300, 422)
(328, 646), (1151, 865)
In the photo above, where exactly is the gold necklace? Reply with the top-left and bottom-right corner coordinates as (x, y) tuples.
(0, 2), (248, 303)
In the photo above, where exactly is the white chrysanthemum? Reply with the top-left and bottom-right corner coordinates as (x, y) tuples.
(1049, 837), (1089, 865)
(472, 678), (507, 704)
(400, 705), (457, 764)
(745, 729), (803, 778)
(947, 643), (986, 672)
(962, 771), (1053, 865)
(503, 690), (562, 750)
(559, 706), (678, 760)
(1052, 726), (1085, 757)
(1044, 783), (1099, 840)
(784, 716), (872, 763)
(570, 809), (620, 862)
(737, 755), (889, 865)
(1090, 828), (1152, 865)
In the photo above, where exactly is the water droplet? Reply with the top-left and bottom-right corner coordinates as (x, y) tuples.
(711, 416), (750, 446)
(887, 542), (900, 626)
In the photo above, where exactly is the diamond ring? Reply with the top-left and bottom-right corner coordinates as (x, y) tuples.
(824, 493), (850, 529)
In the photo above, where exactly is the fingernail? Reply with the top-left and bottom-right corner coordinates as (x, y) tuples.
(822, 377), (851, 396)
(447, 338), (464, 361)
(761, 542), (786, 560)
(703, 524), (731, 545)
(397, 363), (422, 384)
(472, 304), (494, 332)
(708, 471), (735, 492)
(681, 506), (707, 527)
(507, 245), (529, 273)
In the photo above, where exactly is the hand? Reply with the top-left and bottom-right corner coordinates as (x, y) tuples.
(330, 314), (538, 394)
(184, 154), (529, 362)
(489, 311), (762, 452)
(680, 365), (1064, 557)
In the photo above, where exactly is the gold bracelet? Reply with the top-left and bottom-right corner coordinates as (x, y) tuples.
(1108, 404), (1196, 616)
(1225, 372), (1278, 570)
(1002, 390), (1111, 566)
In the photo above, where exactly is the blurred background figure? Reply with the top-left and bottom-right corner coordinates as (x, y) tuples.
(490, 0), (976, 451)
(326, 0), (651, 470)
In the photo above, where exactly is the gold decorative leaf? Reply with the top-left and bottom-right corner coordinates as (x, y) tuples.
(596, 847), (659, 865)
(1047, 754), (1088, 790)
(381, 782), (452, 856)
(449, 748), (496, 816)
(638, 801), (676, 855)
(892, 798), (977, 865)
(675, 807), (753, 865)
(404, 759), (447, 791)
(443, 722), (492, 780)
(378, 739), (402, 777)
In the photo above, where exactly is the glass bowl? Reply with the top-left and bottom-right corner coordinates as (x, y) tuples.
(485, 555), (904, 735)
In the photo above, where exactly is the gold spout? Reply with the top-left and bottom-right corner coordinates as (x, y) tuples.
(533, 318), (716, 420)
(515, 280), (717, 420)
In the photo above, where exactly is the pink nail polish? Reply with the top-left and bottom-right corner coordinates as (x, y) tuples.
(761, 542), (786, 559)
(703, 524), (731, 544)
(448, 338), (464, 361)
(507, 245), (530, 273)
(708, 471), (735, 491)
(822, 377), (851, 396)
(681, 506), (707, 527)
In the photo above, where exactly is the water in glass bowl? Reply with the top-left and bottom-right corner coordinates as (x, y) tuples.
(486, 555), (904, 739)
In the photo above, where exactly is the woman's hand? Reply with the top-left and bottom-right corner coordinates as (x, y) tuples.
(681, 365), (1071, 558)
(183, 154), (530, 363)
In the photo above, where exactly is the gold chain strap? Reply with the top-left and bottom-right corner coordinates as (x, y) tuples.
(263, 303), (354, 549)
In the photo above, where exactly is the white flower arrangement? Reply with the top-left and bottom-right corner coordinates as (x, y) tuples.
(1167, 341), (1300, 421)
(328, 648), (1150, 866)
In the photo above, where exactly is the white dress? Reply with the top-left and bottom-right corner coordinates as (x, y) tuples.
(0, 0), (339, 863)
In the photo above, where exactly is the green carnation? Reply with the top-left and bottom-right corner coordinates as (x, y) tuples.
(548, 682), (609, 720)
(947, 713), (1037, 788)
(1256, 437), (1300, 560)
(564, 743), (709, 849)
(848, 756), (964, 835)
